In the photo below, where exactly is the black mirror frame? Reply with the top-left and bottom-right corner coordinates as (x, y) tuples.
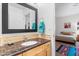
(2, 3), (38, 34)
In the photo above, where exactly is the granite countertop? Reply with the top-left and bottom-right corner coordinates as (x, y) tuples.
(0, 38), (50, 56)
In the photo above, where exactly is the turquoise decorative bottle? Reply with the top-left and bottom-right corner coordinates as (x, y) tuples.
(39, 19), (45, 34)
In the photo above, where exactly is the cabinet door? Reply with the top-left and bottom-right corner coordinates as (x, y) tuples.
(44, 42), (51, 56)
(46, 42), (51, 56)
(35, 50), (46, 56)
(23, 45), (46, 56)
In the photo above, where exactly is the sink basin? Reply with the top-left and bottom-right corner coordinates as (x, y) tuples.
(21, 41), (38, 47)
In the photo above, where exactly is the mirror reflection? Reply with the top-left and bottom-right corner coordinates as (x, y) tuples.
(8, 3), (36, 30)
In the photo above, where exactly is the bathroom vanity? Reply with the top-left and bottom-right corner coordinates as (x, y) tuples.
(16, 40), (51, 56)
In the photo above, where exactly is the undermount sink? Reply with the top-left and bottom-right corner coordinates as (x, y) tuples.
(21, 41), (38, 47)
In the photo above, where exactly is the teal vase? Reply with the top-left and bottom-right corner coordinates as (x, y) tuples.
(39, 19), (45, 34)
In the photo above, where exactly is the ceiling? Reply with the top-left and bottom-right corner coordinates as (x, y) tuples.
(56, 3), (79, 17)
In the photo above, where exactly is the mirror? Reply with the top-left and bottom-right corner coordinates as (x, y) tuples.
(8, 3), (35, 29)
(2, 3), (37, 34)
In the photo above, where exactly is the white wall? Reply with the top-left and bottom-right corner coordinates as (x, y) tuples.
(38, 3), (55, 56)
(8, 4), (25, 29)
(56, 3), (79, 17)
(56, 14), (78, 35)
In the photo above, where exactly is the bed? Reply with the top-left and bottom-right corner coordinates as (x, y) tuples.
(56, 34), (76, 44)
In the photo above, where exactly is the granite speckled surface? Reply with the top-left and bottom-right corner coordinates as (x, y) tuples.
(0, 38), (50, 56)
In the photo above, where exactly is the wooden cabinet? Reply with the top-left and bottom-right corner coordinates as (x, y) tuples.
(43, 42), (51, 56)
(45, 42), (51, 56)
(35, 50), (46, 56)
(16, 42), (51, 56)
